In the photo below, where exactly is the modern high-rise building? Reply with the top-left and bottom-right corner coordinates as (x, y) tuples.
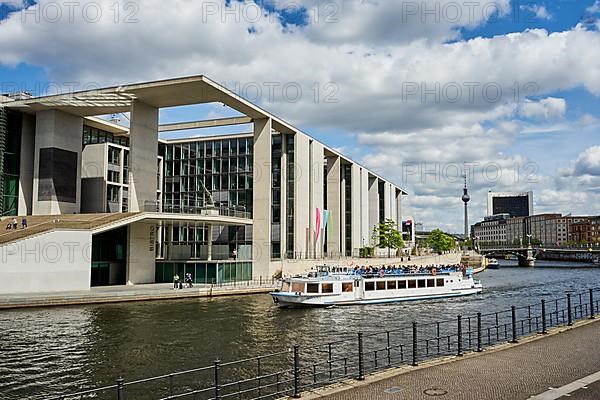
(487, 191), (533, 218)
(0, 75), (406, 294)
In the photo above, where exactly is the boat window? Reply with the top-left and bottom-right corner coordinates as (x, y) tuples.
(427, 279), (435, 288)
(418, 280), (426, 288)
(322, 283), (334, 293)
(282, 282), (290, 292)
(387, 280), (397, 290)
(398, 280), (407, 289)
(307, 283), (319, 293)
(354, 280), (359, 287)
(376, 281), (386, 290)
(365, 282), (375, 291)
(437, 279), (445, 287)
(408, 280), (416, 289)
(292, 282), (305, 293)
(342, 282), (353, 292)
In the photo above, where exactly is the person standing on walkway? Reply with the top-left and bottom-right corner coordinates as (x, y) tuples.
(232, 248), (237, 260)
(21, 218), (27, 229)
(12, 218), (17, 230)
(173, 273), (180, 289)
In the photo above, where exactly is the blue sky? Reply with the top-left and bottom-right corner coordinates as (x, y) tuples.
(1, 0), (599, 232)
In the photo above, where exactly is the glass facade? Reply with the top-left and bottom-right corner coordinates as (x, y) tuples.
(271, 135), (282, 259)
(285, 135), (295, 258)
(1, 109), (21, 216)
(343, 164), (352, 256)
(162, 137), (253, 212)
(155, 261), (252, 284)
(160, 137), (254, 271)
(378, 181), (385, 223)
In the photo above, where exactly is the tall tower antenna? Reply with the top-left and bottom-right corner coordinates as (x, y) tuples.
(461, 171), (471, 253)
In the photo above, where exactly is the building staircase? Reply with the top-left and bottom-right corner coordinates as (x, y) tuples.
(0, 213), (141, 246)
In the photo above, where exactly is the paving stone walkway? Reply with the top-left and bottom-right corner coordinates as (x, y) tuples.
(308, 319), (600, 400)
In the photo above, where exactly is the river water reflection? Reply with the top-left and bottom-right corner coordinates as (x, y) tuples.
(1, 264), (599, 399)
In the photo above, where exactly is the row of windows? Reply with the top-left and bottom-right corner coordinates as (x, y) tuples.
(164, 157), (252, 176)
(164, 138), (253, 161)
(283, 278), (447, 294)
(83, 126), (129, 147)
(365, 278), (445, 291)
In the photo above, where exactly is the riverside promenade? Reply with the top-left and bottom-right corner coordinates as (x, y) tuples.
(304, 318), (600, 400)
(0, 281), (276, 309)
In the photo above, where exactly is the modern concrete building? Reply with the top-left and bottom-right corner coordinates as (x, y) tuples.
(487, 191), (533, 218)
(0, 75), (406, 294)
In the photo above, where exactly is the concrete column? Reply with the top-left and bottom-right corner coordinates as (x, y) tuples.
(32, 110), (83, 215)
(309, 141), (324, 258)
(207, 224), (213, 261)
(128, 101), (158, 212)
(294, 133), (310, 258)
(368, 176), (379, 246)
(395, 190), (403, 229)
(384, 182), (392, 220)
(326, 155), (341, 255)
(18, 113), (35, 216)
(126, 221), (157, 284)
(351, 163), (362, 255)
(252, 118), (272, 277)
(360, 168), (369, 249)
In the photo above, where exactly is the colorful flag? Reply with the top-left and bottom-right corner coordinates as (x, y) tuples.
(323, 210), (330, 235)
(316, 208), (321, 242)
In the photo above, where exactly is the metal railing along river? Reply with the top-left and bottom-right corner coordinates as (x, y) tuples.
(45, 287), (599, 400)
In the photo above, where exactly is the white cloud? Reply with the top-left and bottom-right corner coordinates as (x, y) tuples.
(571, 146), (600, 177)
(520, 4), (552, 20)
(587, 1), (600, 14)
(0, 0), (599, 231)
(518, 97), (566, 120)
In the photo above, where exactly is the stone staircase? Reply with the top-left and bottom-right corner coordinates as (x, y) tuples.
(0, 213), (141, 246)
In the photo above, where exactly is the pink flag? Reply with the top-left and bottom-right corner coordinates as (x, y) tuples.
(316, 208), (321, 242)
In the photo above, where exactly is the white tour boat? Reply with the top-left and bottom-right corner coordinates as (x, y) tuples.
(271, 266), (483, 308)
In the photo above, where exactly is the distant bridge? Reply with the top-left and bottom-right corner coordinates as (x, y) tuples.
(479, 245), (600, 266)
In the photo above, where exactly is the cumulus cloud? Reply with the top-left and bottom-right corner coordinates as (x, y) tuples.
(0, 0), (599, 230)
(520, 4), (552, 20)
(518, 97), (566, 120)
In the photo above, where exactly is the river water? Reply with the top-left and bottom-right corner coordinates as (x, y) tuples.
(1, 263), (599, 400)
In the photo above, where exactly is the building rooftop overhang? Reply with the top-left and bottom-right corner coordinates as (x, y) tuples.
(6, 74), (409, 195)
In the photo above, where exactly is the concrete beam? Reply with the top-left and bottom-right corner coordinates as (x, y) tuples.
(158, 116), (252, 132)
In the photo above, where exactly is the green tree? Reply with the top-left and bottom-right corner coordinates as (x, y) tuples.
(427, 229), (455, 254)
(373, 219), (404, 257)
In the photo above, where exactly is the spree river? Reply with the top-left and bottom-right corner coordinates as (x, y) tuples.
(1, 263), (599, 400)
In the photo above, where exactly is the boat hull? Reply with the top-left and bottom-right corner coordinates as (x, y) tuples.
(271, 287), (483, 308)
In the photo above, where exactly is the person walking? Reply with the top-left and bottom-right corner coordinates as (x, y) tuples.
(173, 273), (180, 289)
(12, 218), (18, 230)
(21, 217), (27, 229)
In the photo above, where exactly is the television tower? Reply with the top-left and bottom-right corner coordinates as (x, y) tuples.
(461, 174), (470, 246)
